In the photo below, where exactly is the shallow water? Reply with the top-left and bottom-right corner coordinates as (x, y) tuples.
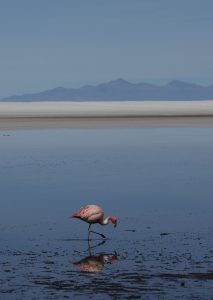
(0, 128), (213, 299)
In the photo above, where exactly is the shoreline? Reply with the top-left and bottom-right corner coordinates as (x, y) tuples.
(1, 116), (213, 130)
(1, 101), (213, 129)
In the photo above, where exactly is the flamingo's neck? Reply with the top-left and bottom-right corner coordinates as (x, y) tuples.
(100, 217), (110, 225)
(100, 216), (117, 227)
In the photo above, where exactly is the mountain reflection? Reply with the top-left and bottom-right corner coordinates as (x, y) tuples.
(72, 240), (117, 273)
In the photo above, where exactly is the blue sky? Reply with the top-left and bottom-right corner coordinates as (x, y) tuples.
(0, 0), (213, 97)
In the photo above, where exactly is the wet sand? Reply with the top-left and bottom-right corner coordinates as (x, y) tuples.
(1, 101), (213, 129)
(1, 116), (213, 130)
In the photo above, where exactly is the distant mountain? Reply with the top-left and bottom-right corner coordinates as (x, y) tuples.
(2, 79), (213, 101)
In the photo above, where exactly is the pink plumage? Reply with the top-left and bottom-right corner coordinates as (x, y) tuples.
(69, 204), (117, 239)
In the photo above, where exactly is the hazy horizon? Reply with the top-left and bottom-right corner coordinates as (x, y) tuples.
(1, 0), (213, 97)
(2, 78), (213, 101)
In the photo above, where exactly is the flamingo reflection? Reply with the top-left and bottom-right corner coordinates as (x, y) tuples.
(72, 240), (117, 273)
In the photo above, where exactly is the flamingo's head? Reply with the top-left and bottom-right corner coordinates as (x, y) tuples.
(108, 216), (117, 228)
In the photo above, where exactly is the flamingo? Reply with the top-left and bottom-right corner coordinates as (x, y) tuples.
(69, 204), (117, 239)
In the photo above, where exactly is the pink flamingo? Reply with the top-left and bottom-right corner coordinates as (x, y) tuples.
(69, 204), (117, 239)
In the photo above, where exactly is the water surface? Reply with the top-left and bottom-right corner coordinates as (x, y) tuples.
(0, 128), (213, 299)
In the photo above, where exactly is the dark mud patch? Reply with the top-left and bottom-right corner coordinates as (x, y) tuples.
(159, 272), (213, 280)
(1, 230), (213, 299)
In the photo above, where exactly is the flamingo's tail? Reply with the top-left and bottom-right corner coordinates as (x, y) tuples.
(68, 212), (80, 218)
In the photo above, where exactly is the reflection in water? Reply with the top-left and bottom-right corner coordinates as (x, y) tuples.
(72, 240), (118, 273)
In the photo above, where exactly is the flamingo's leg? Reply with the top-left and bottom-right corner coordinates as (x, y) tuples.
(88, 224), (91, 240)
(88, 224), (106, 239)
(90, 230), (106, 239)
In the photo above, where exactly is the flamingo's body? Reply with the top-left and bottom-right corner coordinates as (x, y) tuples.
(69, 204), (117, 239)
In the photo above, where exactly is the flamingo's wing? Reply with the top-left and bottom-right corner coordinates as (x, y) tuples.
(71, 205), (104, 223)
(70, 205), (90, 218)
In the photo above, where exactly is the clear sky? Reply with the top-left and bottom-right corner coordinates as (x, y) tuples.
(0, 0), (213, 97)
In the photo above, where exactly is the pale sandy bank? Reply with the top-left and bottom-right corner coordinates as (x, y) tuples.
(1, 101), (213, 129)
(1, 101), (213, 117)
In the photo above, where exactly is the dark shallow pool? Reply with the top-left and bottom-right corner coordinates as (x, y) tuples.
(0, 128), (213, 299)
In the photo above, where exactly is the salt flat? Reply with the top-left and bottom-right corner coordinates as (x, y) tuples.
(1, 101), (213, 129)
(1, 101), (213, 117)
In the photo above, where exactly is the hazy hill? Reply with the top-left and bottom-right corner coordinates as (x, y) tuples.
(2, 79), (213, 101)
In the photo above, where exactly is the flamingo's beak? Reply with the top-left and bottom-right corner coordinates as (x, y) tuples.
(114, 220), (117, 228)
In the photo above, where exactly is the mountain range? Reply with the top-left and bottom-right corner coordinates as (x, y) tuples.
(2, 79), (213, 101)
